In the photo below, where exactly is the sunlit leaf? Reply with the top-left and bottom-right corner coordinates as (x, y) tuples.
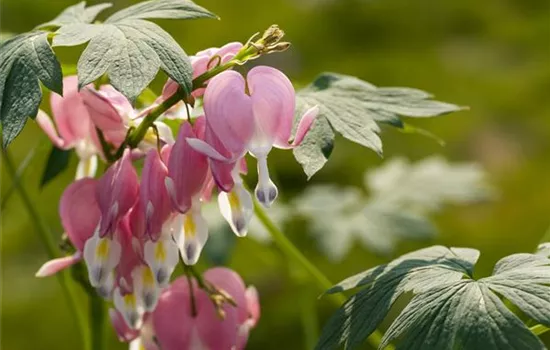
(294, 73), (464, 178)
(53, 0), (216, 102)
(0, 32), (62, 147)
(37, 2), (113, 29)
(318, 246), (550, 350)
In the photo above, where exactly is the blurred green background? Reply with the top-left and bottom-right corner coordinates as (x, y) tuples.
(1, 0), (550, 349)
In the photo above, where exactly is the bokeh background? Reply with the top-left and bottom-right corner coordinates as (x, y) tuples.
(1, 0), (550, 349)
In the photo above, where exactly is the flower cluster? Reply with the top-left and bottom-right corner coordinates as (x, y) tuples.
(36, 41), (317, 349)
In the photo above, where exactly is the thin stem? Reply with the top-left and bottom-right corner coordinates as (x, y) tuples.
(1, 148), (89, 349)
(530, 324), (550, 336)
(300, 290), (319, 350)
(253, 201), (394, 350)
(184, 267), (198, 317)
(89, 294), (106, 350)
(127, 44), (260, 150)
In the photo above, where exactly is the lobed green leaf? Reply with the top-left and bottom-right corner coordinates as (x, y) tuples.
(318, 247), (550, 350)
(52, 0), (216, 102)
(294, 73), (464, 178)
(0, 32), (62, 147)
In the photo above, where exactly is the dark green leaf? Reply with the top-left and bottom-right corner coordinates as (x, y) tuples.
(37, 2), (113, 29)
(0, 31), (62, 147)
(380, 281), (543, 350)
(40, 146), (71, 187)
(294, 73), (464, 177)
(53, 0), (216, 102)
(318, 247), (550, 350)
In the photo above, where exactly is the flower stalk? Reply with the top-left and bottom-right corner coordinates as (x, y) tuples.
(253, 200), (394, 350)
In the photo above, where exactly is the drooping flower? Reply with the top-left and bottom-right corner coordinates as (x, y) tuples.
(113, 267), (260, 350)
(81, 85), (174, 152)
(36, 75), (99, 179)
(187, 66), (318, 233)
(36, 149), (159, 329)
(140, 117), (211, 270)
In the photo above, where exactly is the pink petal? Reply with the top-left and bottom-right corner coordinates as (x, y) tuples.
(97, 149), (139, 237)
(161, 79), (179, 100)
(35, 110), (67, 149)
(245, 286), (261, 327)
(166, 122), (209, 213)
(81, 87), (127, 146)
(203, 71), (254, 155)
(204, 124), (238, 192)
(247, 66), (296, 150)
(115, 218), (142, 293)
(192, 55), (210, 79)
(50, 76), (93, 144)
(60, 178), (101, 251)
(152, 278), (194, 350)
(277, 105), (319, 149)
(204, 267), (248, 323)
(109, 308), (140, 342)
(99, 85), (134, 116)
(217, 42), (243, 64)
(141, 150), (172, 241)
(195, 287), (239, 350)
(35, 253), (82, 277)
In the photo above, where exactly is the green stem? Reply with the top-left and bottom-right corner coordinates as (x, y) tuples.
(90, 294), (106, 350)
(127, 45), (260, 150)
(300, 290), (319, 350)
(530, 324), (550, 336)
(1, 148), (89, 349)
(253, 201), (393, 350)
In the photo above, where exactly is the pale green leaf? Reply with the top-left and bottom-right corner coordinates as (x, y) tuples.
(105, 0), (216, 22)
(293, 157), (491, 260)
(294, 73), (463, 177)
(37, 2), (113, 29)
(53, 0), (216, 102)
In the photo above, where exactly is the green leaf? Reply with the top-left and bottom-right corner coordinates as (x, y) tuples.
(37, 2), (113, 29)
(293, 157), (492, 260)
(318, 247), (550, 350)
(294, 73), (464, 178)
(0, 32), (62, 147)
(106, 0), (219, 22)
(53, 0), (216, 102)
(40, 146), (71, 188)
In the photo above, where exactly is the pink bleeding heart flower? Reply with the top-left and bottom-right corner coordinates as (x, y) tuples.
(144, 267), (259, 350)
(37, 149), (162, 330)
(35, 75), (99, 179)
(139, 148), (179, 288)
(161, 117), (211, 265)
(35, 177), (101, 278)
(187, 66), (318, 234)
(81, 86), (174, 152)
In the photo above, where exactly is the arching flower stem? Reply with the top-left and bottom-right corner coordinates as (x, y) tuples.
(253, 199), (395, 350)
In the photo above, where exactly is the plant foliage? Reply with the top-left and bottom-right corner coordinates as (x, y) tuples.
(0, 0), (215, 148)
(294, 73), (464, 178)
(317, 245), (550, 350)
